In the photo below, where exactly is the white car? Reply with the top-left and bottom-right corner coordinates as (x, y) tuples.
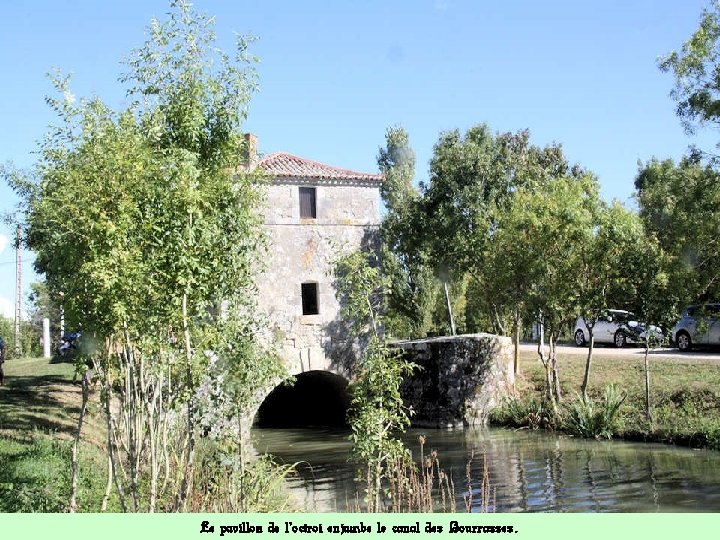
(670, 303), (720, 352)
(574, 309), (662, 348)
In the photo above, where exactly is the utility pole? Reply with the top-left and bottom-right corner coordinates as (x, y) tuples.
(14, 224), (22, 357)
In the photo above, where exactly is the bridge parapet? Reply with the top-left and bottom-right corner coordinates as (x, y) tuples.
(395, 333), (515, 428)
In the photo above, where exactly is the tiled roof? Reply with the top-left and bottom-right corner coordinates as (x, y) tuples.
(255, 152), (383, 184)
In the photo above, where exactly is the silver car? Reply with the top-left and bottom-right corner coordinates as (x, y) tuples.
(574, 309), (661, 348)
(671, 303), (720, 352)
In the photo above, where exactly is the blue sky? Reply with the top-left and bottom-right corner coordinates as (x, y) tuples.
(0, 0), (715, 320)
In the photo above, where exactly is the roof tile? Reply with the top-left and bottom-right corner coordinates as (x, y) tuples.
(255, 152), (383, 183)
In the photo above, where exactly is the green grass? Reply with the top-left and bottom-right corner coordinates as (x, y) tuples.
(0, 356), (116, 512)
(499, 347), (720, 449)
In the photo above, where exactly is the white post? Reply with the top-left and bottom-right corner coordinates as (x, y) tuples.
(43, 318), (51, 358)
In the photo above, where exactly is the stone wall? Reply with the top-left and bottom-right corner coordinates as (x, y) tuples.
(255, 180), (380, 377)
(395, 334), (515, 427)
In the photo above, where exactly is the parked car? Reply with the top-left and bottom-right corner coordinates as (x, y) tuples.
(574, 309), (662, 348)
(670, 303), (720, 352)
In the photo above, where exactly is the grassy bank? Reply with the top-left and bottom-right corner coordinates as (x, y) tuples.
(0, 356), (116, 512)
(490, 346), (720, 450)
(0, 356), (296, 513)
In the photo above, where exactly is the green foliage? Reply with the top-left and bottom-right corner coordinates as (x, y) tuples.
(659, 1), (720, 136)
(380, 124), (586, 339)
(0, 436), (70, 512)
(489, 396), (548, 430)
(635, 156), (720, 309)
(3, 1), (284, 512)
(487, 176), (598, 328)
(334, 249), (416, 512)
(26, 281), (62, 351)
(191, 442), (296, 512)
(421, 125), (582, 282)
(348, 337), (415, 463)
(563, 384), (627, 440)
(378, 126), (417, 214)
(0, 434), (117, 512)
(0, 316), (42, 358)
(376, 127), (438, 338)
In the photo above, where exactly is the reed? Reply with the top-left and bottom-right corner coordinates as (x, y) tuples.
(350, 436), (494, 513)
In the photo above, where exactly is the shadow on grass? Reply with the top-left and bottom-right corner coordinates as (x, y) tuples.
(0, 374), (81, 437)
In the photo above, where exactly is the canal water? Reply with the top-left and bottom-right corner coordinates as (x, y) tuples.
(252, 426), (720, 513)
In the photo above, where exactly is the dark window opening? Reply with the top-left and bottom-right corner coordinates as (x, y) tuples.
(301, 282), (319, 315)
(299, 187), (317, 219)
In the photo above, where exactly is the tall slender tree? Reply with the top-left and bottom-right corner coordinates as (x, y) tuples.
(5, 0), (286, 512)
(377, 126), (437, 338)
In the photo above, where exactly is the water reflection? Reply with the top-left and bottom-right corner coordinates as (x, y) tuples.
(252, 427), (720, 513)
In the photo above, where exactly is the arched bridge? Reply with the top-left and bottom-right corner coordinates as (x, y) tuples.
(252, 333), (515, 429)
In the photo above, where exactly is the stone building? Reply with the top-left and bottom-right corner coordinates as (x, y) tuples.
(250, 135), (383, 378)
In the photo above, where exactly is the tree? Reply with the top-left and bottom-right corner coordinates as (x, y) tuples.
(441, 127), (582, 370)
(6, 1), (285, 512)
(419, 125), (515, 333)
(377, 127), (438, 338)
(660, 1), (720, 140)
(575, 201), (650, 401)
(635, 156), (720, 306)
(488, 175), (600, 411)
(334, 250), (415, 512)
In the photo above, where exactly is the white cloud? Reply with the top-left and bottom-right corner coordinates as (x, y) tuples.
(0, 233), (8, 255)
(0, 296), (13, 319)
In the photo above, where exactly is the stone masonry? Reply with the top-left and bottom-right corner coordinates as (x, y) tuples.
(248, 137), (514, 429)
(251, 138), (382, 377)
(395, 334), (515, 427)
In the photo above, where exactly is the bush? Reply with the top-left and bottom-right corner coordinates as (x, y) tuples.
(564, 384), (626, 439)
(0, 316), (43, 358)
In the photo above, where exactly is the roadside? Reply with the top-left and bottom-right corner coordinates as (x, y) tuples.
(519, 342), (720, 362)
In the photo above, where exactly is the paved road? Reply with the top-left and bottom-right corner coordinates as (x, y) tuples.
(518, 342), (720, 362)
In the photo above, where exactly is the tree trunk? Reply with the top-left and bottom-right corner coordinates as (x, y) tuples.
(443, 280), (456, 335)
(536, 321), (557, 413)
(581, 327), (595, 402)
(69, 370), (90, 512)
(176, 292), (195, 511)
(513, 315), (521, 376)
(101, 350), (127, 513)
(644, 345), (653, 425)
(101, 454), (113, 512)
(550, 333), (562, 404)
(493, 305), (505, 335)
(123, 327), (140, 512)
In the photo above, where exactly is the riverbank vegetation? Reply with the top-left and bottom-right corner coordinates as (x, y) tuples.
(490, 349), (720, 451)
(0, 356), (295, 512)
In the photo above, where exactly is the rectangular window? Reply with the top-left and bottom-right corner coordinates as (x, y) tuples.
(299, 187), (317, 219)
(301, 282), (319, 315)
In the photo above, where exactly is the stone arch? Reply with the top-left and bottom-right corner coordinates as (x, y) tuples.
(253, 369), (351, 428)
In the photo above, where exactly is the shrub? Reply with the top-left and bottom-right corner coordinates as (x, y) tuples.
(564, 384), (626, 439)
